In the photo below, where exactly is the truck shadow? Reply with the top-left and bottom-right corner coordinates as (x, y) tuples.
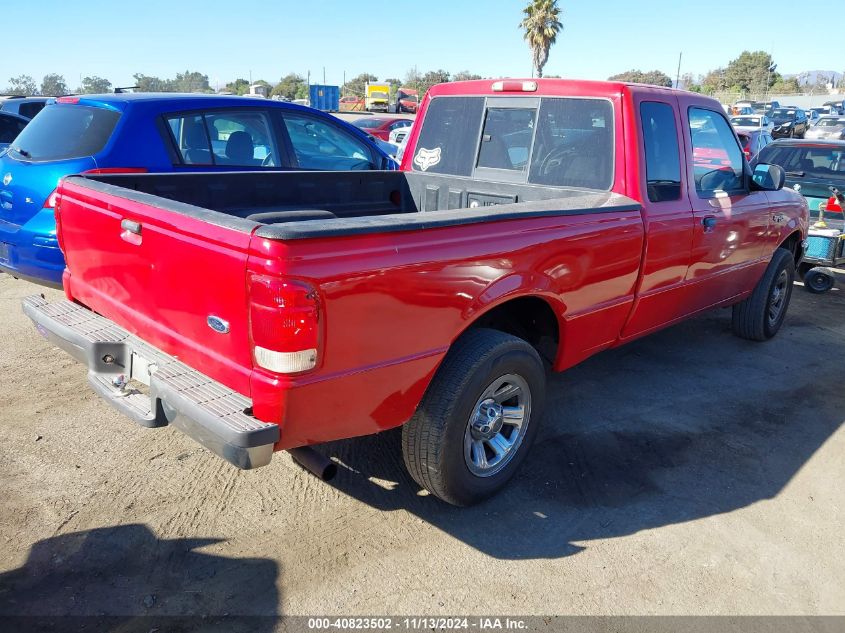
(0, 523), (279, 630)
(323, 286), (845, 560)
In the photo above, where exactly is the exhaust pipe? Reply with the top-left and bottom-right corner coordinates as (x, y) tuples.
(288, 446), (337, 481)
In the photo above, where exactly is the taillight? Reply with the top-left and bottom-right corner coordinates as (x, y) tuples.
(57, 96), (80, 104)
(44, 189), (59, 209)
(825, 196), (842, 213)
(249, 274), (321, 374)
(46, 188), (66, 252)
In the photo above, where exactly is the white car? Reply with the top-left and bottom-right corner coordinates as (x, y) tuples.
(388, 121), (414, 162)
(730, 114), (774, 133)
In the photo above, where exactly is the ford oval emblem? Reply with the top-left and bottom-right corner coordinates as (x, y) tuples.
(207, 316), (230, 334)
(2, 173), (11, 186)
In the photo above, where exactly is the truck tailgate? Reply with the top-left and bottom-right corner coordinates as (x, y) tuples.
(57, 178), (257, 395)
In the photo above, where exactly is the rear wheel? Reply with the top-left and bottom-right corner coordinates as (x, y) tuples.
(732, 248), (795, 341)
(804, 269), (835, 294)
(402, 329), (545, 506)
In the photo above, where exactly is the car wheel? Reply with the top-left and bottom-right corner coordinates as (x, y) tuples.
(402, 328), (546, 506)
(732, 248), (795, 341)
(804, 269), (835, 294)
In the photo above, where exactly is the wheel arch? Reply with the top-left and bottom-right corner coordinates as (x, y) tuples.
(459, 293), (564, 367)
(778, 230), (803, 267)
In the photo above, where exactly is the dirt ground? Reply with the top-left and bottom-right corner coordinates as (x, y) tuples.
(0, 270), (843, 620)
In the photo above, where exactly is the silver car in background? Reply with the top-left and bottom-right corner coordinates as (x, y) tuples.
(805, 116), (845, 141)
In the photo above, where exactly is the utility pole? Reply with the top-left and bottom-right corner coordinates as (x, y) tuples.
(323, 67), (326, 85)
(675, 52), (682, 89)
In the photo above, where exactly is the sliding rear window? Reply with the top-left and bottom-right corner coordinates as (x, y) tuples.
(411, 96), (614, 189)
(8, 105), (120, 161)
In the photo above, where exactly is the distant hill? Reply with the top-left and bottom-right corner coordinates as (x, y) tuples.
(785, 70), (843, 86)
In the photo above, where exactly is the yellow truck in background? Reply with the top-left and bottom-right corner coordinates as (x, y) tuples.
(365, 83), (390, 112)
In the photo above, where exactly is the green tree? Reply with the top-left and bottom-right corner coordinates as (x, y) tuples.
(133, 73), (173, 92)
(608, 69), (672, 87)
(172, 71), (210, 93)
(40, 74), (68, 96)
(384, 77), (402, 91)
(770, 77), (801, 94)
(224, 78), (250, 95)
(79, 76), (112, 94)
(723, 51), (777, 94)
(272, 73), (306, 100)
(417, 69), (450, 95)
(7, 75), (37, 96)
(519, 0), (563, 78)
(452, 71), (482, 82)
(343, 72), (379, 97)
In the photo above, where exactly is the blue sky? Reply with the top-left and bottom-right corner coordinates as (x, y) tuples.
(1, 0), (836, 89)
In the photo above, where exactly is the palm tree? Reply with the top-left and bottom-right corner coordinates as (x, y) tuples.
(519, 0), (563, 79)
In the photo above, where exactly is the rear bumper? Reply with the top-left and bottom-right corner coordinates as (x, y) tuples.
(22, 295), (279, 469)
(0, 207), (65, 286)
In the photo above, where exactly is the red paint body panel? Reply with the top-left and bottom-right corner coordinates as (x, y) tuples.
(56, 78), (809, 453)
(58, 185), (255, 395)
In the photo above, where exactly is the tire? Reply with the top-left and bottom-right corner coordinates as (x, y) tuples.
(731, 248), (795, 341)
(804, 269), (835, 294)
(402, 328), (546, 506)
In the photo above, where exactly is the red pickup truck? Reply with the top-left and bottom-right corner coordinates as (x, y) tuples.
(25, 79), (808, 506)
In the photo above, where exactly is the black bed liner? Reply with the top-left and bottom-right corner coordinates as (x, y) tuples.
(65, 171), (641, 240)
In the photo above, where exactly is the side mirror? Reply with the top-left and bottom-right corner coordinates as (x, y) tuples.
(751, 163), (785, 191)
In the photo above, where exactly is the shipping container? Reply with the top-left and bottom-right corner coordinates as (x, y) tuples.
(308, 84), (340, 112)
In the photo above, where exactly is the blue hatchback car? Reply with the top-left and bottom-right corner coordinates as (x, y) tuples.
(0, 93), (396, 287)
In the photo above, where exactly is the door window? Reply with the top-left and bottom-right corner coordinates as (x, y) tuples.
(689, 107), (744, 195)
(640, 101), (682, 202)
(281, 111), (376, 170)
(0, 115), (27, 143)
(166, 110), (278, 166)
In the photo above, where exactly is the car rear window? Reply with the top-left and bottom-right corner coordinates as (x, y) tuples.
(8, 105), (120, 161)
(757, 144), (845, 182)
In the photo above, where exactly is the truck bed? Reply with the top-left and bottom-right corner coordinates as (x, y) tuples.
(74, 171), (641, 239)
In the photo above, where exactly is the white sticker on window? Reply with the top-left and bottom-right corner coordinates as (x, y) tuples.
(414, 147), (441, 171)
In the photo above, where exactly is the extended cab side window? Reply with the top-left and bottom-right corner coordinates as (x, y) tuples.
(640, 102), (682, 202)
(689, 107), (744, 195)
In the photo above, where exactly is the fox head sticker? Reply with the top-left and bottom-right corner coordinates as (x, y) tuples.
(413, 147), (441, 172)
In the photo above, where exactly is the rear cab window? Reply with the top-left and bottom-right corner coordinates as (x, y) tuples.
(411, 95), (614, 189)
(7, 105), (120, 161)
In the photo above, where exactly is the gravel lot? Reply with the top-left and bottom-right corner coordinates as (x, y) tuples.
(0, 271), (843, 618)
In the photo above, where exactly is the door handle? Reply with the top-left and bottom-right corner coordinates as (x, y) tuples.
(702, 216), (717, 230)
(120, 219), (142, 245)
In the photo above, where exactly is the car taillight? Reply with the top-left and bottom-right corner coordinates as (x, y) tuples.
(44, 189), (59, 209)
(56, 96), (80, 104)
(825, 196), (842, 213)
(249, 274), (320, 374)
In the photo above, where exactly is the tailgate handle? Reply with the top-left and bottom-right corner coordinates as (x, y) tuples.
(120, 219), (142, 245)
(121, 219), (142, 234)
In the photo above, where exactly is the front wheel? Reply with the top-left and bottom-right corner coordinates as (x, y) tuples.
(402, 329), (546, 506)
(731, 248), (795, 341)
